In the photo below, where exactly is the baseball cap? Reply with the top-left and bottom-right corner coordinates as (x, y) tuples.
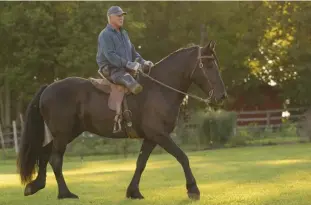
(107, 6), (127, 16)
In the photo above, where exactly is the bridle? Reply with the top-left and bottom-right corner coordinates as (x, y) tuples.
(140, 46), (218, 104)
(190, 46), (216, 102)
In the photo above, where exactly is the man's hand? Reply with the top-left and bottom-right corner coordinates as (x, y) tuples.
(144, 61), (154, 68)
(126, 61), (142, 71)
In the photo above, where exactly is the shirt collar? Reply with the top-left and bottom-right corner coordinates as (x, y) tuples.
(106, 24), (125, 33)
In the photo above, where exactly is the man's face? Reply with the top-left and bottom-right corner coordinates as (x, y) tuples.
(110, 14), (124, 28)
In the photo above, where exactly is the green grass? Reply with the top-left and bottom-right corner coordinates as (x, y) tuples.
(1, 143), (311, 205)
(246, 136), (305, 145)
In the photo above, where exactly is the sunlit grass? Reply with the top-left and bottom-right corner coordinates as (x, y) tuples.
(256, 159), (310, 166)
(1, 143), (311, 205)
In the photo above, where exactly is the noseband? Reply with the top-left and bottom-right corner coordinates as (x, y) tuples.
(139, 46), (219, 104)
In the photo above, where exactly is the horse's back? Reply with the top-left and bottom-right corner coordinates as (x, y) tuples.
(39, 76), (114, 135)
(40, 77), (90, 105)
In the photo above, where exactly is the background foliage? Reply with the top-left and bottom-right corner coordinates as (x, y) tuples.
(1, 1), (311, 130)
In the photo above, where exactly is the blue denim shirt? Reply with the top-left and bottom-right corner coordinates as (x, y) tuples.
(96, 24), (145, 69)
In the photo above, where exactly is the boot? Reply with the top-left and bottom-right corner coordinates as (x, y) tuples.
(114, 73), (143, 95)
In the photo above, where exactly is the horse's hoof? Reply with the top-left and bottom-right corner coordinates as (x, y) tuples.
(188, 192), (200, 200)
(24, 181), (45, 196)
(126, 188), (144, 199)
(58, 192), (79, 199)
(187, 183), (200, 200)
(24, 186), (33, 196)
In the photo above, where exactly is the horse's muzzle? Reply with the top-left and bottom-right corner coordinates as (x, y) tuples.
(215, 92), (227, 104)
(220, 92), (227, 101)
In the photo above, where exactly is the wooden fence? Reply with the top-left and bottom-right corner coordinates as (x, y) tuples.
(236, 107), (307, 129)
(0, 120), (22, 153)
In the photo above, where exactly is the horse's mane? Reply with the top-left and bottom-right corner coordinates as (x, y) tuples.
(154, 45), (199, 66)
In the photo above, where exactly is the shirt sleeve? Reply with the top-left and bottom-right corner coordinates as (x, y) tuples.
(131, 43), (145, 64)
(100, 32), (128, 68)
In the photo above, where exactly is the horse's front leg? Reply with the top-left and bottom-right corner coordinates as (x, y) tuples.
(126, 139), (156, 199)
(153, 134), (200, 200)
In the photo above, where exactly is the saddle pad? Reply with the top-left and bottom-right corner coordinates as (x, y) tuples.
(89, 77), (111, 93)
(89, 77), (127, 111)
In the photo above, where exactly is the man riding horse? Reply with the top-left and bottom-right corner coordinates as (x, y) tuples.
(17, 5), (228, 201)
(96, 6), (154, 94)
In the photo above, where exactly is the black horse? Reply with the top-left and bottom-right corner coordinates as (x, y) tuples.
(17, 41), (227, 200)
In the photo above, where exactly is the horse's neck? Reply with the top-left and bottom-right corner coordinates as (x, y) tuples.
(141, 52), (194, 107)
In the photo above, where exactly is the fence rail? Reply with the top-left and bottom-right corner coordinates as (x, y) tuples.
(237, 114), (303, 122)
(0, 120), (22, 153)
(236, 107), (308, 129)
(237, 107), (306, 115)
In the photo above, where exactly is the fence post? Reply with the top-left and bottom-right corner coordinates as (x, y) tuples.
(19, 113), (24, 134)
(13, 120), (19, 153)
(0, 123), (6, 154)
(267, 111), (271, 128)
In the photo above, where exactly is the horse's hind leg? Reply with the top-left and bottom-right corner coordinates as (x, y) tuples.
(24, 142), (52, 196)
(49, 139), (78, 199)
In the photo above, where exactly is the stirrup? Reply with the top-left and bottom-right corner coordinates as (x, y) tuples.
(113, 114), (122, 133)
(123, 109), (133, 127)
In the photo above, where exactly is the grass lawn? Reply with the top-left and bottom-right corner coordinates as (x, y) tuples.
(1, 143), (311, 205)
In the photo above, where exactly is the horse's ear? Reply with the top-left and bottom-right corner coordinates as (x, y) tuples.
(203, 40), (216, 51)
(209, 40), (216, 50)
(203, 40), (211, 51)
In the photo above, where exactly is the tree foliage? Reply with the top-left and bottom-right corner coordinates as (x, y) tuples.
(1, 1), (311, 126)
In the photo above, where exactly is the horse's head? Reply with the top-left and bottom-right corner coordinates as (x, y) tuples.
(189, 41), (227, 103)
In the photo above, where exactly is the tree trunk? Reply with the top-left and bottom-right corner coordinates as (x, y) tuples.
(16, 92), (24, 129)
(4, 69), (11, 132)
(0, 86), (4, 126)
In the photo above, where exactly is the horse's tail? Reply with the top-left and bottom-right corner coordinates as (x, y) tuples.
(17, 85), (48, 185)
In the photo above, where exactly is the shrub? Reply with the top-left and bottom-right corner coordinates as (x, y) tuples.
(200, 110), (237, 146)
(175, 109), (237, 148)
(227, 129), (252, 147)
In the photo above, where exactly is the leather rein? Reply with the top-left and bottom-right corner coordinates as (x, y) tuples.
(139, 46), (217, 104)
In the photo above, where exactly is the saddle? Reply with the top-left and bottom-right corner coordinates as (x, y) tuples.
(88, 71), (139, 139)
